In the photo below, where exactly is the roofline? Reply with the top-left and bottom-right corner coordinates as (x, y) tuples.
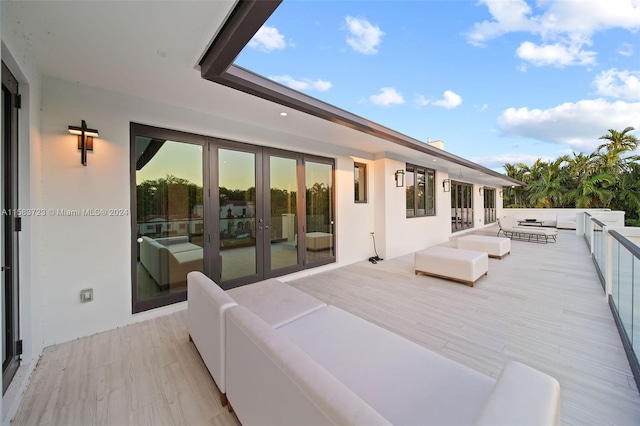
(198, 0), (524, 187)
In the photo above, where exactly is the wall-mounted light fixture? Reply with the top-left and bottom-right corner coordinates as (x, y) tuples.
(68, 120), (99, 166)
(395, 170), (405, 187)
(499, 190), (503, 197)
(442, 178), (451, 192)
(479, 187), (484, 196)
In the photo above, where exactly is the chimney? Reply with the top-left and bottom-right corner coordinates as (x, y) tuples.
(427, 139), (445, 150)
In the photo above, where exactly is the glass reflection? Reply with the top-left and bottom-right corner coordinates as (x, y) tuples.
(135, 138), (203, 300)
(219, 149), (257, 282)
(305, 161), (334, 262)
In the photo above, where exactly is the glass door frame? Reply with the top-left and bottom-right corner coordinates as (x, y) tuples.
(131, 124), (336, 310)
(451, 181), (474, 232)
(130, 124), (208, 313)
(2, 61), (20, 394)
(262, 148), (305, 280)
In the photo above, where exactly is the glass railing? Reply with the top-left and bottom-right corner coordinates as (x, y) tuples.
(608, 229), (640, 390)
(592, 218), (606, 290)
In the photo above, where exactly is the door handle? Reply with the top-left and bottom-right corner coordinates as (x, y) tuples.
(265, 225), (270, 230)
(1, 266), (9, 271)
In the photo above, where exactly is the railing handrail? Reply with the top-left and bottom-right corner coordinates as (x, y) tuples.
(609, 230), (640, 260)
(592, 217), (607, 228)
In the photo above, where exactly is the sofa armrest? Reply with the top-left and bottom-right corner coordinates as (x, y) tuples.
(475, 361), (560, 426)
(187, 272), (237, 394)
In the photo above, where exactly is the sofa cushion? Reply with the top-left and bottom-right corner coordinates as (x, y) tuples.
(227, 278), (326, 328)
(226, 305), (391, 426)
(278, 306), (495, 426)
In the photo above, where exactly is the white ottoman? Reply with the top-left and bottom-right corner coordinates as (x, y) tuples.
(457, 235), (511, 259)
(415, 246), (488, 287)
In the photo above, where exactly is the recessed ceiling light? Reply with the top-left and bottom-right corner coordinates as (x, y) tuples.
(280, 112), (288, 117)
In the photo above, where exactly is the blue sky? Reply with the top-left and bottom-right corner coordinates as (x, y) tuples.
(235, 0), (640, 172)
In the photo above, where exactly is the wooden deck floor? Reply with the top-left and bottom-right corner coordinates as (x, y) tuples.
(12, 226), (640, 425)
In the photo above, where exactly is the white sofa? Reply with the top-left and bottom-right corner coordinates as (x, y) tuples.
(188, 272), (561, 425)
(140, 236), (203, 290)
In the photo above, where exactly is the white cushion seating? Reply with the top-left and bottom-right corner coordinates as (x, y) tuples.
(189, 272), (561, 426)
(187, 272), (326, 403)
(279, 306), (495, 425)
(227, 277), (326, 328)
(225, 304), (561, 426)
(457, 235), (511, 259)
(415, 246), (488, 286)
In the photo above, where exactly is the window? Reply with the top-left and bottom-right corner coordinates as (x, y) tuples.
(354, 162), (367, 203)
(406, 164), (435, 217)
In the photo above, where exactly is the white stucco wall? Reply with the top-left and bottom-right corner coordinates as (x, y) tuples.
(37, 76), (378, 345)
(374, 158), (452, 259)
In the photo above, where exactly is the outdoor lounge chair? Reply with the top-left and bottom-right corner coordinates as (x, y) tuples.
(497, 216), (557, 243)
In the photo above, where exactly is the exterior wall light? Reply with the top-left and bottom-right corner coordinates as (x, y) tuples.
(479, 187), (484, 195)
(68, 120), (99, 166)
(442, 179), (451, 192)
(395, 170), (405, 187)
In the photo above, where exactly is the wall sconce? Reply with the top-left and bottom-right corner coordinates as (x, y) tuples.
(479, 187), (484, 196)
(442, 179), (451, 192)
(395, 170), (405, 187)
(68, 120), (99, 166)
(499, 190), (503, 197)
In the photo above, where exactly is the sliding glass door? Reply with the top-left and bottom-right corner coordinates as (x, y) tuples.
(131, 124), (335, 311)
(484, 188), (496, 224)
(133, 128), (205, 312)
(218, 146), (260, 285)
(451, 181), (473, 232)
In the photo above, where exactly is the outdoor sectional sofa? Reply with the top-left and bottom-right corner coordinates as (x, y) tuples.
(187, 271), (561, 425)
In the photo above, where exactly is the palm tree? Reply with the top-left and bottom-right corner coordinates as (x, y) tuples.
(566, 172), (615, 208)
(526, 158), (567, 208)
(597, 127), (639, 153)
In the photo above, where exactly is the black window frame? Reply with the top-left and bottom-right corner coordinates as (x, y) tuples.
(406, 163), (435, 218)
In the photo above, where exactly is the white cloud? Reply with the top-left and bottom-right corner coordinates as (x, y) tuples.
(466, 0), (640, 67)
(465, 0), (536, 47)
(370, 87), (404, 106)
(480, 103), (489, 111)
(248, 26), (287, 52)
(617, 43), (634, 56)
(593, 68), (640, 100)
(497, 98), (640, 151)
(269, 75), (332, 92)
(516, 41), (597, 67)
(432, 90), (463, 109)
(345, 16), (384, 55)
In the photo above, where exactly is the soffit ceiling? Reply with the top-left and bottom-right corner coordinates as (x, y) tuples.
(2, 0), (518, 188)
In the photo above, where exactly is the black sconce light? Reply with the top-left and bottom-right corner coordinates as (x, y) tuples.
(442, 178), (451, 192)
(68, 120), (99, 166)
(395, 170), (405, 187)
